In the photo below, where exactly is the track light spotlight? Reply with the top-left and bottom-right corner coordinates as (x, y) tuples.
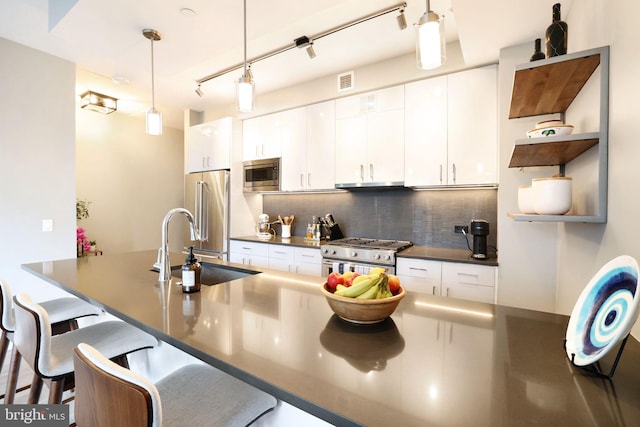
(397, 8), (407, 29)
(306, 42), (316, 59)
(195, 84), (204, 97)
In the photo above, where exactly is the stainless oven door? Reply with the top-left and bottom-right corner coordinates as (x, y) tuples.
(321, 259), (395, 276)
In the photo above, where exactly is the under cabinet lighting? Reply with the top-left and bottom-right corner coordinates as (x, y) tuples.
(79, 91), (117, 114)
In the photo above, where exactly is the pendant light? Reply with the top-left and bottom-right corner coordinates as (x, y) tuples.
(236, 0), (254, 112)
(415, 0), (446, 70)
(143, 29), (163, 135)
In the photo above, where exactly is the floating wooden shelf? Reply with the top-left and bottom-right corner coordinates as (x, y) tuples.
(509, 53), (601, 119)
(508, 133), (599, 168)
(507, 46), (609, 224)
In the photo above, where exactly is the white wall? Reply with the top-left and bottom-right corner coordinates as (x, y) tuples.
(498, 0), (640, 339)
(76, 105), (185, 254)
(0, 37), (76, 299)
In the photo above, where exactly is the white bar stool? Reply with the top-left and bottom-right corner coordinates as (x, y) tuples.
(13, 293), (158, 404)
(73, 343), (278, 427)
(0, 279), (103, 403)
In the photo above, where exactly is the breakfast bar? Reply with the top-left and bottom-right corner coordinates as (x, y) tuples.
(22, 251), (640, 427)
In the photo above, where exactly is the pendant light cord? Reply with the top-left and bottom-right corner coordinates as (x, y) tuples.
(150, 37), (156, 110)
(243, 0), (248, 76)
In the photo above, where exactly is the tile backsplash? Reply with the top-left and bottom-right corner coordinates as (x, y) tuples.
(263, 188), (497, 252)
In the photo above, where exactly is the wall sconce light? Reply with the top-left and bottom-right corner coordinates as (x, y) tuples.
(415, 0), (446, 70)
(143, 28), (163, 135)
(79, 91), (117, 114)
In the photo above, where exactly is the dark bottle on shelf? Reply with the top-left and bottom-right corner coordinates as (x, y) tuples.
(545, 3), (568, 57)
(530, 38), (545, 61)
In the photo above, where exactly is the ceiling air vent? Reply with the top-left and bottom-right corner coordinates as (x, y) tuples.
(337, 71), (354, 93)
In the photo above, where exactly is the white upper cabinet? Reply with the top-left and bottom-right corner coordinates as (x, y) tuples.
(335, 86), (405, 187)
(404, 76), (448, 186)
(186, 117), (232, 172)
(447, 65), (497, 186)
(281, 101), (336, 192)
(404, 65), (498, 187)
(243, 112), (282, 161)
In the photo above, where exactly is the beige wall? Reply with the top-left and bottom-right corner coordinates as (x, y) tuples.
(76, 103), (185, 255)
(0, 37), (77, 299)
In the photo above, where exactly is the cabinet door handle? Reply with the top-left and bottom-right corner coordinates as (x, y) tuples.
(452, 163), (457, 184)
(295, 266), (299, 273)
(241, 246), (252, 251)
(409, 267), (427, 272)
(255, 146), (259, 157)
(432, 285), (436, 295)
(369, 163), (374, 180)
(207, 156), (211, 168)
(446, 287), (450, 297)
(307, 173), (311, 187)
(202, 157), (206, 168)
(360, 164), (364, 181)
(274, 251), (287, 255)
(439, 164), (443, 184)
(449, 323), (453, 344)
(301, 254), (314, 258)
(300, 173), (304, 187)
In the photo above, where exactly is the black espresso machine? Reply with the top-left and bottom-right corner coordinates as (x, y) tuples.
(470, 219), (490, 259)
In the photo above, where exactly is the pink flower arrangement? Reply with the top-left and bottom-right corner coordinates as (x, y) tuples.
(77, 227), (91, 252)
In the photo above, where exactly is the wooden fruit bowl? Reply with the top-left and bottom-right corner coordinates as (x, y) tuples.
(321, 283), (406, 324)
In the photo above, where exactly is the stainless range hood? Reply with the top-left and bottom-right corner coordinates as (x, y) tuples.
(335, 180), (405, 190)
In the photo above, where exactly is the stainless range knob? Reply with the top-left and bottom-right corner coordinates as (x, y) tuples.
(351, 251), (357, 257)
(384, 255), (391, 261)
(373, 254), (381, 260)
(331, 250), (336, 255)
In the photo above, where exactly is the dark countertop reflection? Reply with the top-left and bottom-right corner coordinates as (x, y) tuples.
(22, 251), (640, 427)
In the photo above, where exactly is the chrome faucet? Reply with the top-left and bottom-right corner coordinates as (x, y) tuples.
(157, 208), (200, 282)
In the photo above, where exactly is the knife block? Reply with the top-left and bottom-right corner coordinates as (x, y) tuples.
(323, 223), (344, 241)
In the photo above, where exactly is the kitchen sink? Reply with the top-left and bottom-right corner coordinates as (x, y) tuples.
(154, 262), (258, 286)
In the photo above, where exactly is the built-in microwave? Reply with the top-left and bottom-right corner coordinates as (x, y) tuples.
(243, 157), (280, 192)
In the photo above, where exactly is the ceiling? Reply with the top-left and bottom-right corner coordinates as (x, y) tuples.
(0, 0), (572, 131)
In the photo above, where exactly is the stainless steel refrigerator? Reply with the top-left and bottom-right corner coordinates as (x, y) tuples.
(184, 169), (230, 261)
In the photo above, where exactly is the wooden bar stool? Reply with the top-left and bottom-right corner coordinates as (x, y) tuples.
(13, 293), (158, 404)
(0, 279), (103, 403)
(73, 343), (278, 427)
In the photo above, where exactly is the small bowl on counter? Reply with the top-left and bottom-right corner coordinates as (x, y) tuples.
(532, 176), (573, 215)
(321, 283), (406, 324)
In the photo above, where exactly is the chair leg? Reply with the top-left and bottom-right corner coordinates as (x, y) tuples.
(4, 345), (21, 404)
(48, 379), (64, 404)
(27, 373), (43, 404)
(0, 331), (8, 376)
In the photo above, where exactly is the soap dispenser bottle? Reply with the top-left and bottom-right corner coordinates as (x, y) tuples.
(181, 246), (201, 293)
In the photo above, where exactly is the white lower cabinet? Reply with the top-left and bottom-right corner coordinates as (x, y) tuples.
(396, 258), (496, 303)
(294, 247), (322, 276)
(268, 245), (295, 272)
(229, 240), (269, 268)
(230, 240), (322, 277)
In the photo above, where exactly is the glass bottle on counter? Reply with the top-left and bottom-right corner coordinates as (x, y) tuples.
(181, 246), (201, 293)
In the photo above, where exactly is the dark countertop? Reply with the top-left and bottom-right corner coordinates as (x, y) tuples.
(232, 235), (499, 266)
(23, 251), (639, 427)
(231, 235), (324, 248)
(397, 245), (499, 266)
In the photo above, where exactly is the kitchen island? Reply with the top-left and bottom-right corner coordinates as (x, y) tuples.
(23, 251), (640, 427)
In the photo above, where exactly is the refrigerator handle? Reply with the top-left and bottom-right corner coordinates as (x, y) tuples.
(201, 181), (209, 242)
(194, 181), (201, 236)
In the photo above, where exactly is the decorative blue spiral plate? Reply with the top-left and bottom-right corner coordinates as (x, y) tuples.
(566, 255), (640, 366)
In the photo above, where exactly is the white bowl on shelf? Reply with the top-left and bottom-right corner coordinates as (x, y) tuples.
(535, 119), (565, 129)
(517, 186), (536, 214)
(532, 177), (573, 215)
(526, 124), (574, 138)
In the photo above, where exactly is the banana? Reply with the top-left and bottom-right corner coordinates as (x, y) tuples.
(369, 267), (386, 276)
(356, 283), (380, 299)
(335, 275), (380, 298)
(375, 274), (392, 299)
(351, 275), (371, 286)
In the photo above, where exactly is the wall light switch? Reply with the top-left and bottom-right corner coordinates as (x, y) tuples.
(42, 219), (53, 232)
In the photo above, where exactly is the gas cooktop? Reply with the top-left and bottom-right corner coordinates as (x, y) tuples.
(327, 237), (413, 251)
